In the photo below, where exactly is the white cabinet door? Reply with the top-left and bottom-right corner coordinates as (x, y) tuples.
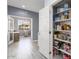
(38, 7), (50, 59)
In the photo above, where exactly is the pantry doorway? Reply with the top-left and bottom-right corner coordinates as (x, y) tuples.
(8, 15), (33, 44)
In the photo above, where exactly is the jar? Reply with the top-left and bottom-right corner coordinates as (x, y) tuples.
(57, 25), (61, 30)
(62, 24), (71, 30)
(61, 13), (64, 20)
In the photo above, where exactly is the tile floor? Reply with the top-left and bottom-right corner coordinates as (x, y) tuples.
(8, 37), (46, 59)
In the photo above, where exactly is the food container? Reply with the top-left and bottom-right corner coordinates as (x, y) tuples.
(58, 34), (63, 39)
(57, 8), (64, 13)
(62, 34), (67, 40)
(57, 25), (61, 30)
(55, 17), (60, 20)
(62, 24), (71, 30)
(64, 3), (69, 9)
(54, 34), (57, 38)
(63, 54), (71, 59)
(59, 13), (64, 20)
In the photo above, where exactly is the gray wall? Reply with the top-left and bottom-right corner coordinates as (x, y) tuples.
(8, 5), (39, 40)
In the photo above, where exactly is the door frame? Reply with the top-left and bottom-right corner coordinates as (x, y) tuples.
(41, 0), (62, 59)
(48, 0), (62, 59)
(8, 15), (33, 40)
(8, 16), (15, 45)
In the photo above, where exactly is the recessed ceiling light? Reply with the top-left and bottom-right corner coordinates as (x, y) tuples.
(22, 5), (25, 8)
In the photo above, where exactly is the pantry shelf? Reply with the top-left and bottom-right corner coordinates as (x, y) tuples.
(54, 38), (71, 44)
(53, 0), (71, 59)
(53, 46), (71, 56)
(54, 30), (71, 33)
(56, 8), (71, 15)
(55, 19), (71, 23)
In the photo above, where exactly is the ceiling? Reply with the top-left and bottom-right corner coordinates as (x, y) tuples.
(8, 0), (44, 12)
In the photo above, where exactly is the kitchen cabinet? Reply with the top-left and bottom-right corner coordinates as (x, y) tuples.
(14, 32), (19, 42)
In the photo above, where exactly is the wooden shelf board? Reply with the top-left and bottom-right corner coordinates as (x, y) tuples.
(54, 30), (71, 33)
(54, 38), (71, 44)
(55, 19), (71, 22)
(53, 46), (71, 55)
(56, 8), (71, 14)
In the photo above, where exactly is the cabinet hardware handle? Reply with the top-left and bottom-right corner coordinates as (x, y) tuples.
(49, 51), (51, 54)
